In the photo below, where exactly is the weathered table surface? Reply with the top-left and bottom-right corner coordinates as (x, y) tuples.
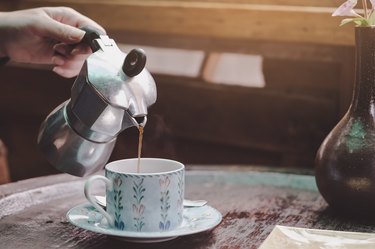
(2, 165), (375, 249)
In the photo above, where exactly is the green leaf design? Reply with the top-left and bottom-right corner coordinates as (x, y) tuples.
(132, 178), (146, 232)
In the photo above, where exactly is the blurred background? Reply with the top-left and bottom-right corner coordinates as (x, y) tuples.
(0, 0), (356, 183)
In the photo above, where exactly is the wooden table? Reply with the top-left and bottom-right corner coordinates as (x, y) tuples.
(2, 166), (375, 249)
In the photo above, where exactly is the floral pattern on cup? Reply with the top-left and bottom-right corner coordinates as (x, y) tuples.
(159, 176), (171, 230)
(132, 178), (146, 231)
(177, 171), (184, 224)
(113, 174), (125, 230)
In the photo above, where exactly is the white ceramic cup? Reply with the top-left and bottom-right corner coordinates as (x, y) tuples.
(84, 158), (185, 232)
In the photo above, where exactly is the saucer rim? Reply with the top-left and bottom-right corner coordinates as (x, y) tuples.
(66, 203), (222, 239)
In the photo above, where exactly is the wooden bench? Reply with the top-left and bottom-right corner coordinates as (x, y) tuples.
(0, 0), (357, 180)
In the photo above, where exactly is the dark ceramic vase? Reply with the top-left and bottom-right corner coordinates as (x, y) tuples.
(315, 27), (375, 216)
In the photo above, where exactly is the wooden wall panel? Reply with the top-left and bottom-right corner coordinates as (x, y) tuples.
(264, 59), (341, 97)
(0, 1), (15, 11)
(154, 76), (337, 152)
(11, 0), (354, 46)
(0, 66), (71, 180)
(59, 0), (343, 7)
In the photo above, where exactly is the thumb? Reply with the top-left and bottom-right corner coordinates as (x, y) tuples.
(39, 19), (85, 43)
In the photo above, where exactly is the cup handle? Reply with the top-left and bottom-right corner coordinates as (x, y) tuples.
(84, 175), (114, 226)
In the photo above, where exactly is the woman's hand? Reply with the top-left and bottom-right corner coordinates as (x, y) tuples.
(0, 7), (106, 78)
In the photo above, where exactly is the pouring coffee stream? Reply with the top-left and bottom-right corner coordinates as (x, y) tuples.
(37, 28), (157, 177)
(137, 125), (144, 173)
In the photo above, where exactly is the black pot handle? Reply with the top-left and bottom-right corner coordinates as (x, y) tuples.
(79, 26), (103, 52)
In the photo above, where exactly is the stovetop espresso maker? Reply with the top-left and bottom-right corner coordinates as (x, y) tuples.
(37, 29), (157, 177)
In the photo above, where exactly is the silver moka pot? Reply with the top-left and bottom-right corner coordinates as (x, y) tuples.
(37, 29), (157, 177)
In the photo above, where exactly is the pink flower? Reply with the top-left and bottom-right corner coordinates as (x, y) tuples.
(113, 175), (122, 187)
(332, 0), (358, 16)
(370, 0), (375, 9)
(159, 176), (171, 189)
(133, 204), (145, 215)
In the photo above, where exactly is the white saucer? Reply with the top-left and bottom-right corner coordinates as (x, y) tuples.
(66, 203), (222, 243)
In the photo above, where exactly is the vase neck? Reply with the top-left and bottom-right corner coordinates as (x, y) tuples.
(351, 27), (375, 114)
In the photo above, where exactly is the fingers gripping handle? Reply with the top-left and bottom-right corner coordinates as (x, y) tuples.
(84, 175), (114, 226)
(79, 26), (103, 52)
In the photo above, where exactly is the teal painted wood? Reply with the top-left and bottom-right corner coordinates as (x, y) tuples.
(186, 170), (318, 192)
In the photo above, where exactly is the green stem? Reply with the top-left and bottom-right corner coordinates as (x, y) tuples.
(363, 0), (369, 19)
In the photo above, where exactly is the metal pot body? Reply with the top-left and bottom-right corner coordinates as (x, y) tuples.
(37, 100), (116, 177)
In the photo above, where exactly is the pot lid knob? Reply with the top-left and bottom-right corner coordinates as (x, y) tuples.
(122, 48), (147, 77)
